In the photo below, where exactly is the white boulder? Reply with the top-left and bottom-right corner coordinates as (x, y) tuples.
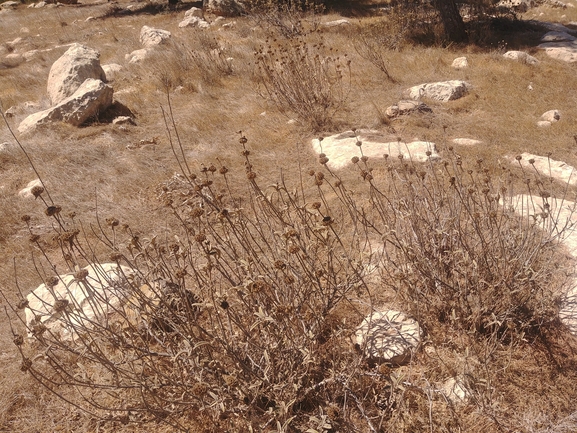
(102, 63), (122, 81)
(312, 130), (439, 170)
(502, 50), (540, 65)
(179, 16), (210, 29)
(541, 109), (561, 123)
(538, 41), (577, 62)
(406, 80), (471, 102)
(355, 310), (421, 365)
(25, 263), (135, 340)
(18, 79), (113, 133)
(184, 6), (203, 18)
(140, 25), (171, 47)
(451, 56), (468, 69)
(125, 48), (150, 64)
(205, 0), (244, 16)
(47, 44), (106, 105)
(18, 179), (43, 198)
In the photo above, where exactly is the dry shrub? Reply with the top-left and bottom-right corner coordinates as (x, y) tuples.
(254, 37), (351, 131)
(244, 0), (324, 38)
(3, 125), (575, 432)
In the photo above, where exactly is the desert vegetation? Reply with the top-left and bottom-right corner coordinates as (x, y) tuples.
(1, 0), (577, 432)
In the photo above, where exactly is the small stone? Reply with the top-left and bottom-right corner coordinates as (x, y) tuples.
(503, 50), (540, 65)
(451, 56), (468, 69)
(452, 138), (482, 146)
(537, 120), (552, 127)
(113, 116), (136, 126)
(540, 109), (561, 122)
(19, 179), (43, 199)
(355, 309), (421, 365)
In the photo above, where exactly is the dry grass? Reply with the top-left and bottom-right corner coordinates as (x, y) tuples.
(1, 0), (577, 431)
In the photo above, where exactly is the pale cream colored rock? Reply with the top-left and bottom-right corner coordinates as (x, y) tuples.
(406, 80), (470, 102)
(19, 79), (113, 133)
(452, 138), (482, 146)
(451, 56), (468, 69)
(140, 26), (171, 47)
(512, 153), (577, 186)
(312, 130), (439, 170)
(25, 263), (136, 341)
(440, 377), (469, 404)
(126, 48), (149, 64)
(541, 109), (561, 122)
(18, 179), (42, 198)
(47, 44), (106, 105)
(538, 41), (577, 62)
(102, 63), (122, 81)
(355, 310), (421, 365)
(184, 6), (203, 18)
(502, 50), (540, 65)
(537, 120), (552, 127)
(179, 16), (210, 29)
(323, 19), (351, 27)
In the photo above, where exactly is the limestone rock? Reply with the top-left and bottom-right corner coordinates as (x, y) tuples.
(179, 16), (210, 28)
(323, 19), (351, 27)
(440, 377), (470, 404)
(140, 26), (171, 47)
(451, 56), (468, 69)
(541, 31), (576, 42)
(2, 53), (24, 67)
(538, 41), (577, 62)
(537, 120), (551, 127)
(511, 153), (577, 186)
(540, 109), (561, 122)
(102, 63), (122, 81)
(385, 100), (432, 117)
(205, 0), (244, 16)
(47, 44), (106, 105)
(452, 138), (482, 146)
(312, 130), (439, 170)
(406, 80), (470, 102)
(1, 1), (19, 9)
(25, 263), (135, 341)
(355, 310), (421, 365)
(184, 6), (203, 18)
(18, 79), (113, 133)
(125, 48), (150, 64)
(113, 116), (136, 126)
(502, 50), (539, 65)
(18, 179), (43, 198)
(496, 0), (532, 11)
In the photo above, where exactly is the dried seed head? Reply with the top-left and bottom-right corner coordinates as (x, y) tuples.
(20, 358), (32, 372)
(21, 215), (31, 223)
(110, 252), (123, 262)
(311, 202), (321, 210)
(195, 233), (206, 243)
(16, 299), (29, 310)
(274, 260), (286, 270)
(74, 269), (89, 280)
(321, 216), (333, 225)
(355, 140), (362, 147)
(316, 172), (324, 180)
(247, 171), (257, 180)
(540, 191), (551, 199)
(515, 155), (522, 161)
(191, 207), (204, 218)
(319, 156), (329, 165)
(106, 218), (119, 227)
(13, 335), (23, 346)
(334, 180), (342, 187)
(53, 299), (69, 313)
(45, 206), (62, 217)
(219, 166), (229, 175)
(192, 383), (209, 396)
(284, 275), (295, 284)
(31, 186), (44, 198)
(208, 164), (217, 173)
(175, 268), (187, 279)
(426, 151), (432, 157)
(288, 245), (300, 254)
(315, 179), (323, 186)
(361, 156), (369, 162)
(220, 300), (229, 310)
(241, 149), (250, 156)
(29, 234), (40, 243)
(239, 136), (248, 145)
(351, 156), (359, 164)
(46, 276), (59, 287)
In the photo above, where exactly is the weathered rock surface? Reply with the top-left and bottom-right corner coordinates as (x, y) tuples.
(312, 130), (439, 170)
(440, 376), (470, 404)
(385, 100), (432, 117)
(538, 41), (577, 62)
(47, 44), (106, 105)
(541, 31), (576, 42)
(102, 63), (122, 82)
(1, 1), (19, 9)
(406, 80), (471, 102)
(452, 138), (483, 146)
(18, 179), (43, 198)
(140, 25), (171, 47)
(25, 263), (135, 340)
(451, 56), (468, 69)
(502, 50), (540, 65)
(512, 152), (577, 186)
(184, 6), (204, 18)
(355, 310), (421, 365)
(179, 16), (210, 28)
(323, 19), (351, 27)
(125, 48), (150, 64)
(541, 109), (561, 123)
(18, 79), (113, 133)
